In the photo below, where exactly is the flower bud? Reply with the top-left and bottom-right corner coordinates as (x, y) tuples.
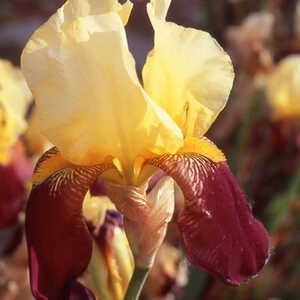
(83, 193), (134, 300)
(105, 176), (175, 268)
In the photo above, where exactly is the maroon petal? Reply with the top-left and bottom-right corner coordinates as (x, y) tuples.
(64, 281), (95, 300)
(90, 177), (107, 196)
(147, 154), (270, 285)
(26, 148), (114, 300)
(0, 141), (32, 229)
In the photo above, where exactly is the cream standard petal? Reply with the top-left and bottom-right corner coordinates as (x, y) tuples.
(0, 59), (32, 162)
(143, 0), (234, 137)
(150, 0), (171, 19)
(0, 60), (31, 127)
(61, 0), (133, 26)
(21, 4), (182, 182)
(266, 55), (300, 119)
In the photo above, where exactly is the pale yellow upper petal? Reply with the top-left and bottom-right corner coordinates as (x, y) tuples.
(143, 0), (234, 137)
(21, 0), (183, 183)
(0, 59), (32, 163)
(266, 55), (300, 120)
(25, 108), (53, 156)
(150, 0), (171, 20)
(58, 0), (132, 26)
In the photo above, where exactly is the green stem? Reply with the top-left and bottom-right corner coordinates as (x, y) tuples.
(264, 166), (300, 233)
(124, 267), (150, 300)
(229, 89), (264, 175)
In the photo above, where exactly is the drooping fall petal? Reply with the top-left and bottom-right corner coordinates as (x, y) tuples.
(143, 0), (234, 137)
(21, 0), (183, 179)
(146, 151), (270, 285)
(26, 148), (115, 299)
(64, 281), (95, 300)
(0, 142), (32, 229)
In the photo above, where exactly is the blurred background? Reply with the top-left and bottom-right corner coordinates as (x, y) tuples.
(0, 0), (299, 299)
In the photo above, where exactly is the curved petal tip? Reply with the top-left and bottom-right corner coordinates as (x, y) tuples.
(178, 161), (270, 285)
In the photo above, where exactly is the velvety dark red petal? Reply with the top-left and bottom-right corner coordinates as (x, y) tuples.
(147, 154), (270, 285)
(64, 281), (95, 300)
(0, 141), (32, 229)
(90, 177), (107, 196)
(26, 148), (114, 300)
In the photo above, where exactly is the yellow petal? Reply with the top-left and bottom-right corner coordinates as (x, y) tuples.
(25, 108), (53, 156)
(82, 192), (116, 227)
(58, 0), (132, 26)
(178, 137), (226, 163)
(117, 0), (133, 25)
(150, 0), (171, 19)
(143, 0), (234, 137)
(0, 59), (32, 163)
(89, 227), (133, 300)
(22, 0), (183, 183)
(266, 55), (300, 120)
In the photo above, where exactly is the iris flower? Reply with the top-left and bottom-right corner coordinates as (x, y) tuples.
(0, 59), (32, 231)
(0, 59), (31, 164)
(266, 55), (300, 120)
(21, 0), (270, 299)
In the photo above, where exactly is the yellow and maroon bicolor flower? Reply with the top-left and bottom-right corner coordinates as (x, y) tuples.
(266, 55), (300, 120)
(0, 59), (32, 231)
(0, 59), (31, 164)
(21, 0), (270, 299)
